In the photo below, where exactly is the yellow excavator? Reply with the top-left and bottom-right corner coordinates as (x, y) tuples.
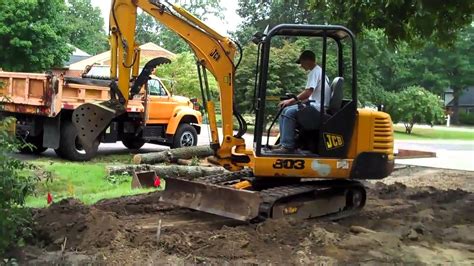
(73, 0), (394, 222)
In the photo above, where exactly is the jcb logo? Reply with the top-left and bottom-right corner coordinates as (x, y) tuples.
(209, 49), (220, 61)
(323, 133), (344, 150)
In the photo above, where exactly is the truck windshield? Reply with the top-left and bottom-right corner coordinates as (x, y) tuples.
(148, 79), (167, 96)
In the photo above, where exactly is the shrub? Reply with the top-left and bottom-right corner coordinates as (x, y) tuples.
(0, 117), (36, 255)
(459, 112), (474, 125)
(385, 86), (445, 134)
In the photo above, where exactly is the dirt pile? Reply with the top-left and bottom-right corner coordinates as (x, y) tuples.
(11, 167), (474, 264)
(32, 198), (128, 251)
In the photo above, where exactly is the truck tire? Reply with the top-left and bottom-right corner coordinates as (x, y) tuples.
(19, 134), (47, 154)
(54, 121), (99, 161)
(171, 123), (197, 148)
(122, 136), (146, 150)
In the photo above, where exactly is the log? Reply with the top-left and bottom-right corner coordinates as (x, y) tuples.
(133, 146), (214, 164)
(106, 164), (226, 179)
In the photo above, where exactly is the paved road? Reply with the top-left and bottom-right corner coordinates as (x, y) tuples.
(21, 124), (474, 171)
(395, 139), (474, 171)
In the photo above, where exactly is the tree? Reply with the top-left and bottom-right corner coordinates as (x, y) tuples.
(65, 0), (108, 55)
(386, 86), (445, 133)
(156, 52), (218, 99)
(135, 12), (161, 45)
(135, 0), (223, 53)
(234, 42), (306, 127)
(0, 0), (72, 72)
(237, 0), (473, 45)
(307, 0), (474, 45)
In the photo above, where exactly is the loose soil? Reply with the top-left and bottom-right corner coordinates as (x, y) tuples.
(9, 166), (474, 264)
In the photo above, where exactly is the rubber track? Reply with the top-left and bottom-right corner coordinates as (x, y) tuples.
(196, 170), (366, 222)
(256, 180), (366, 222)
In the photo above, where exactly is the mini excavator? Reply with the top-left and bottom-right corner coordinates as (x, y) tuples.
(73, 0), (394, 222)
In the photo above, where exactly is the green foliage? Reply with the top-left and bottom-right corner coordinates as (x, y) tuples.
(307, 0), (474, 45)
(65, 0), (108, 55)
(386, 86), (445, 134)
(135, 0), (223, 53)
(0, 0), (72, 72)
(234, 41), (306, 126)
(105, 174), (131, 185)
(156, 52), (218, 99)
(459, 112), (474, 126)
(0, 118), (36, 254)
(237, 0), (473, 45)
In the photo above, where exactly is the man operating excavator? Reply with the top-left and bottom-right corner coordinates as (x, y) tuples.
(273, 50), (331, 154)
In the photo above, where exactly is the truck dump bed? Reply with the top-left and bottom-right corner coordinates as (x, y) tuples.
(0, 71), (143, 117)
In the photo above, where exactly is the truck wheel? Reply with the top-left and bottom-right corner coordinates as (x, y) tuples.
(55, 121), (99, 161)
(172, 124), (197, 148)
(122, 136), (145, 150)
(19, 134), (47, 154)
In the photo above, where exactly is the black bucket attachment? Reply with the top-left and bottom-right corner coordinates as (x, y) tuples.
(72, 100), (125, 150)
(160, 177), (262, 221)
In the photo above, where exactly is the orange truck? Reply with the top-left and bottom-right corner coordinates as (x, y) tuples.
(0, 70), (202, 161)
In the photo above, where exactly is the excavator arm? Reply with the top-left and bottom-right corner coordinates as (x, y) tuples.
(74, 0), (247, 169)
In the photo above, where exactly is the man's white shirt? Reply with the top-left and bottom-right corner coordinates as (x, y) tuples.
(305, 65), (330, 111)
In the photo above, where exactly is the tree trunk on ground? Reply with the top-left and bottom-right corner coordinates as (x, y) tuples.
(133, 146), (214, 164)
(106, 164), (226, 178)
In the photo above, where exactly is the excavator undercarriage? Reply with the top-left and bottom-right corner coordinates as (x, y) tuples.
(158, 170), (366, 222)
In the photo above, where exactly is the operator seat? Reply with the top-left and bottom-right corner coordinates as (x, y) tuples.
(295, 76), (345, 153)
(296, 76), (345, 130)
(328, 77), (344, 115)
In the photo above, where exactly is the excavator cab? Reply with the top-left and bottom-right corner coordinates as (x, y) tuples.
(255, 24), (357, 158)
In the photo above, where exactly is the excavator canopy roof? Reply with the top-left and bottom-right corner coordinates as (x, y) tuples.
(268, 24), (354, 41)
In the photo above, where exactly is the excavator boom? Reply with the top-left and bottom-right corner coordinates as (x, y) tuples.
(73, 0), (244, 165)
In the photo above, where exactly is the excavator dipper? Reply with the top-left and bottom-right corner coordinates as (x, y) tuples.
(73, 0), (394, 222)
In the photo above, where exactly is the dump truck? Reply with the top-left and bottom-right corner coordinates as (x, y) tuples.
(0, 70), (202, 161)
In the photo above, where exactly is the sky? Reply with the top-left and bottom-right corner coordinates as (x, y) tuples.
(90, 0), (243, 36)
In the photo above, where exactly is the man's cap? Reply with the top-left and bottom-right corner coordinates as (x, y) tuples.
(295, 50), (315, 64)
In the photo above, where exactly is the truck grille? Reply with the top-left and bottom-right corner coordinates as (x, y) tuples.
(372, 115), (393, 155)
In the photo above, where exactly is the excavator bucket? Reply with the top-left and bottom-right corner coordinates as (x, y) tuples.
(72, 100), (125, 150)
(160, 177), (262, 221)
(132, 171), (154, 189)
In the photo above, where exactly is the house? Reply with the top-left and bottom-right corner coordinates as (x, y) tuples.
(56, 42), (175, 77)
(65, 45), (91, 66)
(445, 86), (474, 114)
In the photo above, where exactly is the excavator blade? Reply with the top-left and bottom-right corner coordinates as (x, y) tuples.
(160, 177), (262, 221)
(72, 100), (125, 150)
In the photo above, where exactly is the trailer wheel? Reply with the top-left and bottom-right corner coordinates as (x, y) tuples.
(55, 121), (99, 161)
(122, 135), (146, 150)
(171, 123), (197, 148)
(19, 134), (47, 154)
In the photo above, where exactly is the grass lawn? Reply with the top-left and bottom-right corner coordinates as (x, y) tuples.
(25, 156), (157, 208)
(393, 125), (474, 140)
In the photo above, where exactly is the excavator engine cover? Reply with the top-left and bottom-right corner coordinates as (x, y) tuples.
(72, 100), (125, 150)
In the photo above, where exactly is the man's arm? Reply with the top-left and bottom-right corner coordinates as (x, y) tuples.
(278, 88), (313, 108)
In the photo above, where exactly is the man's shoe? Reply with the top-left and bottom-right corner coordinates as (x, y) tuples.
(268, 144), (281, 149)
(270, 146), (294, 154)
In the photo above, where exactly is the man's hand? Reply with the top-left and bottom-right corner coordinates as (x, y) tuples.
(278, 99), (293, 109)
